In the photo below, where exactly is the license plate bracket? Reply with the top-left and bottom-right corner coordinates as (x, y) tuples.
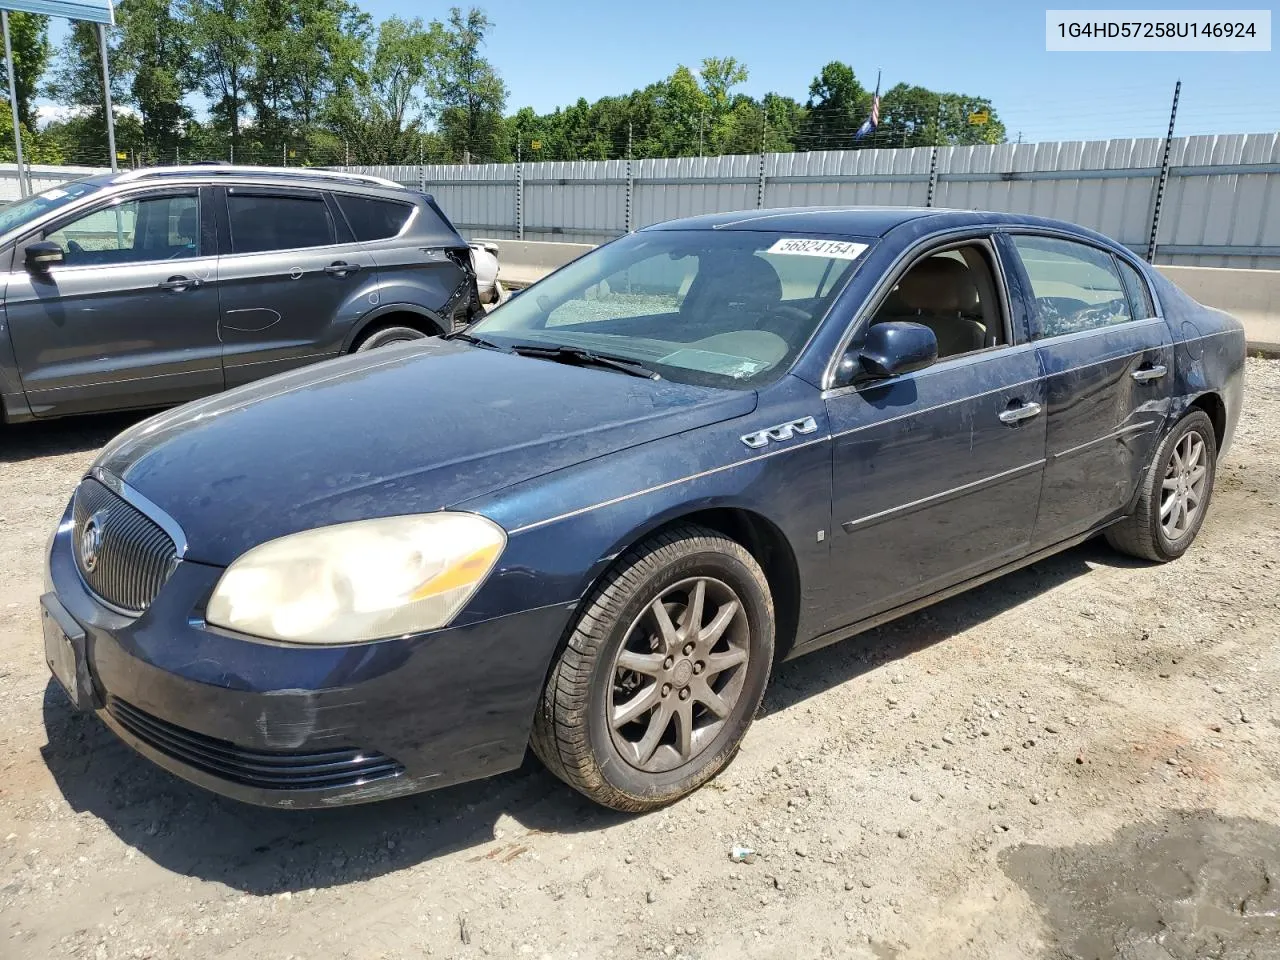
(41, 593), (94, 712)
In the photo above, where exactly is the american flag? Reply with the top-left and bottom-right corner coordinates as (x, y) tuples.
(855, 72), (882, 141)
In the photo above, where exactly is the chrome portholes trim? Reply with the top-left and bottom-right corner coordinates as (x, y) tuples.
(91, 467), (189, 559)
(740, 416), (818, 449)
(841, 459), (1047, 534)
(507, 435), (832, 535)
(1051, 420), (1161, 462)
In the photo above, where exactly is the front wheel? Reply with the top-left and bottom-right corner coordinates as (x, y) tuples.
(1106, 409), (1218, 562)
(353, 325), (429, 352)
(531, 525), (775, 812)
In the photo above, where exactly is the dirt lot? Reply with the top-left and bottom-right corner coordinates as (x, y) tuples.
(1, 359), (1278, 960)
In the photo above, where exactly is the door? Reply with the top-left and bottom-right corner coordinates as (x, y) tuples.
(4, 189), (222, 417)
(820, 239), (1046, 634)
(1001, 234), (1174, 548)
(215, 187), (376, 387)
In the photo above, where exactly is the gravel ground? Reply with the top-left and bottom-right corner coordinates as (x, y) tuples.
(1, 359), (1278, 960)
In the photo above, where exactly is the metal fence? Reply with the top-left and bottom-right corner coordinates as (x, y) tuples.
(346, 133), (1280, 269)
(5, 133), (1279, 268)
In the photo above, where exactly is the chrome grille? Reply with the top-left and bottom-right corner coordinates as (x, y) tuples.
(73, 478), (178, 614)
(108, 697), (405, 791)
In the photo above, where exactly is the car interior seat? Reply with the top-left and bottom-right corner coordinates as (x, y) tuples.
(877, 256), (987, 358)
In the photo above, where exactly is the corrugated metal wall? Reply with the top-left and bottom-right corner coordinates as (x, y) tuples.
(4, 135), (1276, 267)
(344, 133), (1280, 268)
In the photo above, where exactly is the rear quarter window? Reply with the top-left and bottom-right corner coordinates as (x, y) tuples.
(335, 194), (415, 242)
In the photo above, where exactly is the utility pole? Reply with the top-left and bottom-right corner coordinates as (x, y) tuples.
(97, 22), (118, 173)
(2, 11), (27, 197)
(699, 112), (705, 157)
(1146, 79), (1181, 264)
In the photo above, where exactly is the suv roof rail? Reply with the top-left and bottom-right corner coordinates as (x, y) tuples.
(112, 165), (403, 189)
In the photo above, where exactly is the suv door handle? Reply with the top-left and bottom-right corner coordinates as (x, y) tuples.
(1131, 364), (1167, 382)
(324, 261), (360, 276)
(158, 276), (200, 292)
(998, 401), (1043, 424)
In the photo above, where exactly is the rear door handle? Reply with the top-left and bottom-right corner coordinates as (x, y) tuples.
(998, 401), (1042, 424)
(324, 261), (360, 276)
(1131, 364), (1167, 382)
(158, 276), (199, 292)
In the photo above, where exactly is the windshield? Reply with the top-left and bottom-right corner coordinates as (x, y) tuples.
(0, 179), (105, 237)
(472, 229), (871, 388)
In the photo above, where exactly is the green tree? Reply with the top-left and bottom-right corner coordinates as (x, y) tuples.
(183, 0), (254, 153)
(878, 84), (1006, 147)
(797, 61), (868, 150)
(330, 16), (445, 163)
(116, 0), (194, 161)
(1, 12), (50, 130)
(436, 7), (507, 163)
(44, 21), (127, 164)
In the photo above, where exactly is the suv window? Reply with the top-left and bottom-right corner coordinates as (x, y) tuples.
(44, 193), (199, 265)
(335, 194), (414, 241)
(1116, 257), (1158, 320)
(227, 193), (335, 254)
(1011, 235), (1133, 338)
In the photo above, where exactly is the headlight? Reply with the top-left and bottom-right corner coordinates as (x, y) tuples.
(206, 513), (505, 644)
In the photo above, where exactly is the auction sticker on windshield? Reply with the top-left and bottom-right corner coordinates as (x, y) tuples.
(766, 238), (868, 259)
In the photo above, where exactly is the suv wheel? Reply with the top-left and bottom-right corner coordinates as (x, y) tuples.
(354, 325), (429, 352)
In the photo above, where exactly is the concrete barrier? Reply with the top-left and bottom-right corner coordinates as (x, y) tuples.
(1156, 265), (1280, 354)
(475, 238), (593, 288)
(487, 239), (1280, 353)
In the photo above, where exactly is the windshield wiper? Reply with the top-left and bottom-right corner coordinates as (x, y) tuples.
(444, 331), (505, 351)
(509, 344), (661, 380)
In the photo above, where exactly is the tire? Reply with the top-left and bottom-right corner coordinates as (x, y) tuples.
(1105, 409), (1217, 562)
(531, 524), (775, 812)
(353, 325), (430, 352)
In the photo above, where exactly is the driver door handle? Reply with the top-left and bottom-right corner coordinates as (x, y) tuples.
(998, 401), (1043, 424)
(1131, 364), (1167, 382)
(324, 261), (361, 276)
(158, 276), (200, 292)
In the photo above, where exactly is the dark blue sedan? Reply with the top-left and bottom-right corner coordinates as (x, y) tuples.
(42, 207), (1246, 811)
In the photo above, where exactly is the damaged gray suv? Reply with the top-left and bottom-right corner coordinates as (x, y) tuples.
(0, 165), (481, 421)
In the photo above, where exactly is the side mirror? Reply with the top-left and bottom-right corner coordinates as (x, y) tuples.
(835, 321), (938, 386)
(25, 241), (64, 272)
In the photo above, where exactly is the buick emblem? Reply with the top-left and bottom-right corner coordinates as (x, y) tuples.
(80, 512), (106, 573)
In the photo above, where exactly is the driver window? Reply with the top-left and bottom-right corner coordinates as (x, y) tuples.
(44, 193), (199, 266)
(1010, 235), (1133, 338)
(547, 253), (697, 326)
(870, 242), (1006, 360)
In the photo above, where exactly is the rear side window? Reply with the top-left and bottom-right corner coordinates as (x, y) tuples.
(335, 194), (414, 241)
(1116, 258), (1158, 319)
(227, 194), (335, 254)
(1011, 235), (1133, 338)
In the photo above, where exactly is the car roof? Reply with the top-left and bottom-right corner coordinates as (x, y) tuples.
(641, 206), (940, 237)
(95, 165), (409, 195)
(640, 206), (1124, 248)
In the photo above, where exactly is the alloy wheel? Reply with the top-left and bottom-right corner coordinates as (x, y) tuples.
(608, 577), (750, 774)
(1160, 429), (1209, 541)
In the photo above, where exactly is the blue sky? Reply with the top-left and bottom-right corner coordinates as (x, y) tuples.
(44, 0), (1280, 143)
(356, 0), (1280, 142)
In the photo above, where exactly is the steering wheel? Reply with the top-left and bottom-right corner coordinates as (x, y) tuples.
(66, 240), (84, 256)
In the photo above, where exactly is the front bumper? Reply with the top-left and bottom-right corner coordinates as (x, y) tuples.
(46, 502), (575, 808)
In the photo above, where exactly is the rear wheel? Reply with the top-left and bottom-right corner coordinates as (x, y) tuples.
(1106, 409), (1217, 562)
(353, 324), (430, 352)
(531, 525), (774, 812)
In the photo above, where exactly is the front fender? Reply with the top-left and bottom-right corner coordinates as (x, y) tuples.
(340, 302), (449, 352)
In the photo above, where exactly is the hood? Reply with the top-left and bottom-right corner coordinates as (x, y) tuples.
(96, 340), (756, 565)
